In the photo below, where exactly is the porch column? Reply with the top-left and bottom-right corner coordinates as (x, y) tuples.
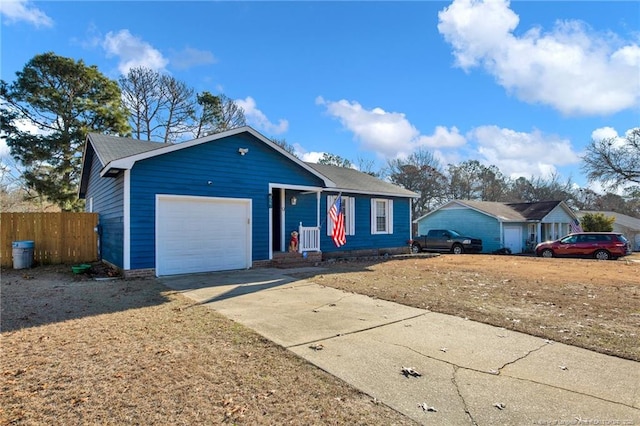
(537, 223), (542, 243)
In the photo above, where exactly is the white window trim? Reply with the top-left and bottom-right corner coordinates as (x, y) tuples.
(371, 198), (393, 235)
(327, 195), (355, 236)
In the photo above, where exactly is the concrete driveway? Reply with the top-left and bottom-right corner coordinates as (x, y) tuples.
(161, 267), (640, 425)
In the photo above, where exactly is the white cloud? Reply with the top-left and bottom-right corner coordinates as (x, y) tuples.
(438, 0), (640, 115)
(102, 30), (168, 74)
(417, 126), (466, 149)
(169, 47), (216, 70)
(590, 126), (634, 149)
(235, 96), (288, 135)
(299, 151), (325, 163)
(468, 125), (581, 179)
(317, 96), (466, 159)
(0, 0), (53, 28)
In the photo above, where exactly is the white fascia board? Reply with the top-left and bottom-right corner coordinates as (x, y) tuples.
(269, 183), (324, 193)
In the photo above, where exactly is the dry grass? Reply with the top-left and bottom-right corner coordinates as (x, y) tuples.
(0, 266), (415, 425)
(294, 253), (640, 362)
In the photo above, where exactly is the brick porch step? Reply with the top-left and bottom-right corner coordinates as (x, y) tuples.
(272, 251), (322, 268)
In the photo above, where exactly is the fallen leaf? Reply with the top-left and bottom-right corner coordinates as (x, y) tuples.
(418, 402), (437, 412)
(401, 366), (422, 377)
(494, 402), (506, 410)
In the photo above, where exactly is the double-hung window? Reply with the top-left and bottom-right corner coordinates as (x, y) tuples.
(327, 195), (355, 236)
(371, 198), (393, 234)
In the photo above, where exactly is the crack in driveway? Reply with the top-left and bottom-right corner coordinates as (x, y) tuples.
(452, 366), (478, 425)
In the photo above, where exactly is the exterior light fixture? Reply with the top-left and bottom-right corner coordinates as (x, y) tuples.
(238, 148), (249, 155)
(291, 196), (297, 206)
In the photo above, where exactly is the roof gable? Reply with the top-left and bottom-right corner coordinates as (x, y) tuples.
(83, 127), (334, 186)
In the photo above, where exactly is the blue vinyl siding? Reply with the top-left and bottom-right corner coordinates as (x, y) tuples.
(285, 190), (318, 234)
(319, 192), (412, 252)
(84, 147), (124, 267)
(128, 133), (324, 269)
(417, 207), (500, 253)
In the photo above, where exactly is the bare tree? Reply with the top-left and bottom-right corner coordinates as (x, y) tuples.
(507, 174), (573, 202)
(119, 67), (195, 143)
(355, 157), (381, 178)
(214, 94), (245, 132)
(159, 75), (194, 143)
(119, 67), (162, 140)
(582, 128), (640, 189)
(447, 160), (509, 201)
(387, 149), (448, 218)
(270, 137), (298, 157)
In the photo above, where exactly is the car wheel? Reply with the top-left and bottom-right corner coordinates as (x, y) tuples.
(411, 243), (421, 254)
(541, 248), (553, 258)
(594, 249), (610, 261)
(451, 244), (464, 255)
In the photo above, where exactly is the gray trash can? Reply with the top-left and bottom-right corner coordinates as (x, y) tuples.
(12, 240), (34, 269)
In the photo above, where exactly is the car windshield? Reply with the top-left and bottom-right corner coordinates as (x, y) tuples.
(448, 230), (462, 237)
(619, 234), (629, 243)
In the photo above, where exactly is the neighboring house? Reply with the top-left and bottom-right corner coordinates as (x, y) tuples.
(79, 127), (417, 277)
(414, 200), (580, 254)
(577, 211), (640, 251)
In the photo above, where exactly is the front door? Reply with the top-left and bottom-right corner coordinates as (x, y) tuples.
(271, 189), (282, 252)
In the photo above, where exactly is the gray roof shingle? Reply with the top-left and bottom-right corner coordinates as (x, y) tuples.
(305, 163), (418, 198)
(456, 200), (526, 221)
(88, 133), (169, 166)
(455, 200), (566, 221)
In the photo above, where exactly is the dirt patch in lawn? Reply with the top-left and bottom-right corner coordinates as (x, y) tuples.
(293, 253), (640, 362)
(0, 265), (415, 425)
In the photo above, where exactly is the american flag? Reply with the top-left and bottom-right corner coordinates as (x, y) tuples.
(330, 195), (346, 247)
(570, 218), (583, 233)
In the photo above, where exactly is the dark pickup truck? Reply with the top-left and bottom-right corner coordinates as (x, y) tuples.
(410, 229), (483, 254)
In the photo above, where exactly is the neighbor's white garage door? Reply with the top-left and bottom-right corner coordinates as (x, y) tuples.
(156, 195), (251, 276)
(503, 226), (522, 254)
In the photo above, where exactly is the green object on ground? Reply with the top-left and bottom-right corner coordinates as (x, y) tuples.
(71, 264), (91, 274)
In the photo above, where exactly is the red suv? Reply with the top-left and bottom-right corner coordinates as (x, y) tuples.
(535, 232), (631, 260)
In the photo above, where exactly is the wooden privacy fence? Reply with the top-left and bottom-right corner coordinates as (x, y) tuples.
(0, 212), (99, 268)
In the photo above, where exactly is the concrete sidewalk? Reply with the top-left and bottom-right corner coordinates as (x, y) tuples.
(161, 267), (640, 425)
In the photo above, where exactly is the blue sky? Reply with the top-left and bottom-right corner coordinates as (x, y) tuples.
(1, 0), (639, 189)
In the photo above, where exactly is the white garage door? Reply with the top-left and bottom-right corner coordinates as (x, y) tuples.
(156, 195), (251, 276)
(503, 226), (522, 254)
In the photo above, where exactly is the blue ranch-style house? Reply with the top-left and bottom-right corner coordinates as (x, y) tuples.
(79, 127), (418, 277)
(414, 200), (581, 254)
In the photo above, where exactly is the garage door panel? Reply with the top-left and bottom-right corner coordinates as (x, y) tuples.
(156, 196), (251, 276)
